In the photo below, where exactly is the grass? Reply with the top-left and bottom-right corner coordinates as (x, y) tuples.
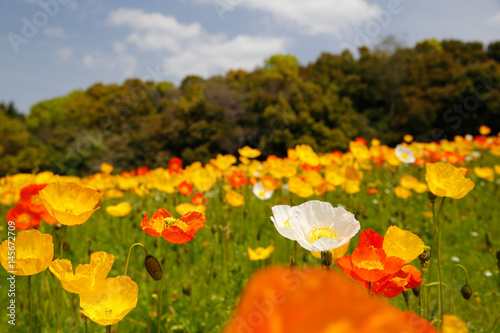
(0, 154), (499, 332)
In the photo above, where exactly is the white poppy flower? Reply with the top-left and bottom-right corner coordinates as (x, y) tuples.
(291, 200), (360, 252)
(395, 144), (416, 164)
(270, 205), (297, 241)
(252, 182), (273, 200)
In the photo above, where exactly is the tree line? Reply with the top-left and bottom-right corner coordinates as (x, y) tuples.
(1, 38), (499, 176)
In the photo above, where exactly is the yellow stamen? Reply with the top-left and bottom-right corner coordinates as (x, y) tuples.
(283, 217), (291, 228)
(307, 226), (337, 244)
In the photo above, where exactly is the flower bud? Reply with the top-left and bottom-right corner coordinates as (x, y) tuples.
(144, 255), (163, 280)
(321, 251), (333, 267)
(460, 284), (472, 300)
(412, 286), (420, 297)
(485, 232), (492, 252)
(427, 191), (437, 202)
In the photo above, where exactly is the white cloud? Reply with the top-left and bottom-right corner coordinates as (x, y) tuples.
(488, 11), (500, 25)
(44, 27), (66, 38)
(106, 8), (287, 79)
(163, 34), (287, 78)
(83, 42), (136, 77)
(56, 47), (73, 62)
(200, 0), (381, 36)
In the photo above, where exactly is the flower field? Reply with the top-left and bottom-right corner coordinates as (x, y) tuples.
(1, 128), (499, 332)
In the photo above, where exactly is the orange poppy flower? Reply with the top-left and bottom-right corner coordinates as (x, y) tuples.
(141, 208), (205, 244)
(178, 181), (193, 196)
(261, 175), (278, 191)
(228, 171), (248, 189)
(6, 203), (41, 230)
(223, 267), (437, 333)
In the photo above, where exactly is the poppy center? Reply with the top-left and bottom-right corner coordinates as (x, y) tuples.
(356, 260), (384, 270)
(163, 217), (187, 230)
(307, 226), (337, 244)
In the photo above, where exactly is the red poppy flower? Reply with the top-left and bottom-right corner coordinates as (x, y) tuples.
(141, 208), (205, 244)
(300, 163), (322, 172)
(137, 166), (150, 176)
(336, 230), (406, 284)
(168, 157), (183, 174)
(191, 193), (208, 206)
(371, 265), (421, 298)
(178, 181), (193, 196)
(20, 184), (47, 214)
(355, 137), (367, 146)
(6, 203), (41, 230)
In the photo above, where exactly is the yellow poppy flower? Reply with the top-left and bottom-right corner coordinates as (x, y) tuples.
(382, 226), (425, 264)
(100, 162), (114, 175)
(247, 245), (275, 261)
(404, 134), (414, 143)
(191, 168), (217, 192)
(442, 314), (468, 333)
(103, 189), (125, 200)
(394, 186), (412, 199)
(474, 167), (495, 182)
(105, 202), (133, 217)
(295, 144), (319, 166)
(479, 125), (491, 136)
(79, 275), (139, 326)
(225, 190), (245, 207)
(238, 146), (261, 158)
(211, 154), (237, 171)
(175, 203), (207, 216)
(288, 177), (314, 198)
(0, 229), (54, 276)
(39, 182), (101, 226)
(399, 175), (419, 190)
(425, 162), (475, 199)
(49, 251), (115, 294)
(413, 182), (428, 194)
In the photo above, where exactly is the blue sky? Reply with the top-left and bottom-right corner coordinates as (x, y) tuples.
(1, 0), (500, 114)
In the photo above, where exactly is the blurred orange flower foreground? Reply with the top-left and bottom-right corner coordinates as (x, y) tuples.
(224, 267), (436, 333)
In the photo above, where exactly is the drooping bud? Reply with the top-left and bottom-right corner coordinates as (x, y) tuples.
(412, 286), (420, 297)
(427, 191), (437, 202)
(460, 284), (472, 300)
(144, 255), (163, 280)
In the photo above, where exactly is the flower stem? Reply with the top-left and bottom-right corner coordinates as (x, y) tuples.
(433, 197), (446, 330)
(124, 243), (148, 276)
(106, 325), (112, 333)
(158, 240), (169, 333)
(28, 275), (33, 333)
